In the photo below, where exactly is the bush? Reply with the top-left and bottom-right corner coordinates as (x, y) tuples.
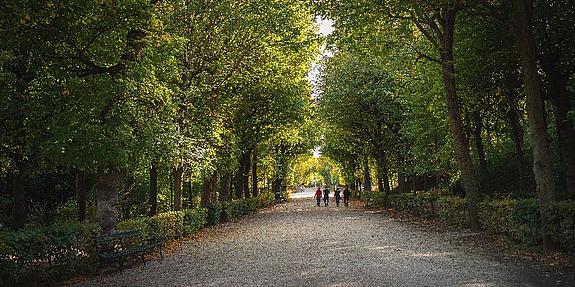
(206, 202), (223, 225)
(258, 193), (274, 208)
(0, 222), (99, 287)
(152, 212), (185, 240)
(510, 199), (540, 245)
(436, 196), (467, 227)
(479, 198), (516, 234)
(388, 192), (438, 218)
(116, 217), (149, 236)
(183, 208), (207, 235)
(543, 200), (575, 251)
(118, 208), (208, 241)
(221, 194), (272, 222)
(389, 193), (414, 212)
(363, 191), (387, 207)
(479, 198), (540, 245)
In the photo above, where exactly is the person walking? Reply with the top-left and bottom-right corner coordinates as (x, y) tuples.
(343, 186), (351, 207)
(334, 187), (341, 207)
(314, 187), (322, 207)
(323, 186), (330, 207)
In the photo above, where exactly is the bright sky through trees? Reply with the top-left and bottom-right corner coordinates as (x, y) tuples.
(317, 16), (334, 36)
(309, 17), (334, 158)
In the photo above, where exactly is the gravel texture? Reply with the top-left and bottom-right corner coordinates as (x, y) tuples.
(73, 197), (574, 287)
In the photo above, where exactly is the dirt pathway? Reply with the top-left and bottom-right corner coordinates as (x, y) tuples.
(73, 198), (573, 287)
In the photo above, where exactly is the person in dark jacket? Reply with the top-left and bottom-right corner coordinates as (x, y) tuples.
(334, 188), (342, 207)
(323, 187), (330, 207)
(343, 186), (351, 207)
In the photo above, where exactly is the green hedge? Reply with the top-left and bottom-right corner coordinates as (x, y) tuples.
(0, 194), (276, 286)
(206, 203), (223, 226)
(479, 198), (540, 245)
(117, 208), (208, 241)
(543, 200), (575, 251)
(0, 222), (100, 287)
(436, 196), (467, 227)
(364, 191), (387, 207)
(381, 192), (575, 252)
(221, 194), (274, 222)
(387, 192), (438, 218)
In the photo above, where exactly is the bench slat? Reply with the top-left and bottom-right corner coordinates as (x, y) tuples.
(95, 229), (163, 275)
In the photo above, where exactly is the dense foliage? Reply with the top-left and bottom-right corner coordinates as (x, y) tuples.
(314, 0), (575, 249)
(1, 0), (574, 284)
(1, 1), (318, 284)
(0, 0), (319, 228)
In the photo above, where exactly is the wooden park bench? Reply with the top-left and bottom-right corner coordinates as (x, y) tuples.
(95, 230), (163, 274)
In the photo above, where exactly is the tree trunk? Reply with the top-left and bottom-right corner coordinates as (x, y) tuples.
(547, 70), (575, 196)
(472, 111), (493, 196)
(201, 173), (209, 207)
(242, 150), (251, 199)
(121, 172), (134, 220)
(252, 152), (258, 197)
(234, 171), (243, 199)
(220, 172), (231, 203)
(11, 169), (25, 229)
(272, 178), (282, 194)
(363, 158), (372, 192)
(76, 170), (87, 222)
(201, 171), (218, 207)
(507, 104), (527, 196)
(95, 169), (122, 235)
(511, 0), (557, 250)
(375, 152), (391, 207)
(172, 166), (184, 211)
(149, 162), (158, 217)
(383, 170), (391, 208)
(398, 171), (406, 193)
(439, 9), (481, 231)
(187, 181), (194, 208)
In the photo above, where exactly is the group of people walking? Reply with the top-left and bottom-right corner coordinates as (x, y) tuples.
(314, 186), (351, 207)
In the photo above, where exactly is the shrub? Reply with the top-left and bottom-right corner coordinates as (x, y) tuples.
(151, 212), (185, 240)
(389, 193), (414, 212)
(543, 200), (575, 251)
(479, 198), (540, 245)
(388, 194), (574, 252)
(117, 217), (149, 235)
(206, 202), (223, 225)
(479, 198), (515, 234)
(388, 192), (438, 218)
(0, 222), (99, 287)
(258, 193), (274, 208)
(221, 194), (273, 222)
(363, 191), (387, 207)
(183, 208), (207, 235)
(416, 192), (439, 218)
(248, 197), (259, 212)
(221, 201), (238, 222)
(510, 199), (540, 245)
(117, 208), (208, 240)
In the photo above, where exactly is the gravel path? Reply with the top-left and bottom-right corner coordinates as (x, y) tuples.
(73, 198), (574, 287)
